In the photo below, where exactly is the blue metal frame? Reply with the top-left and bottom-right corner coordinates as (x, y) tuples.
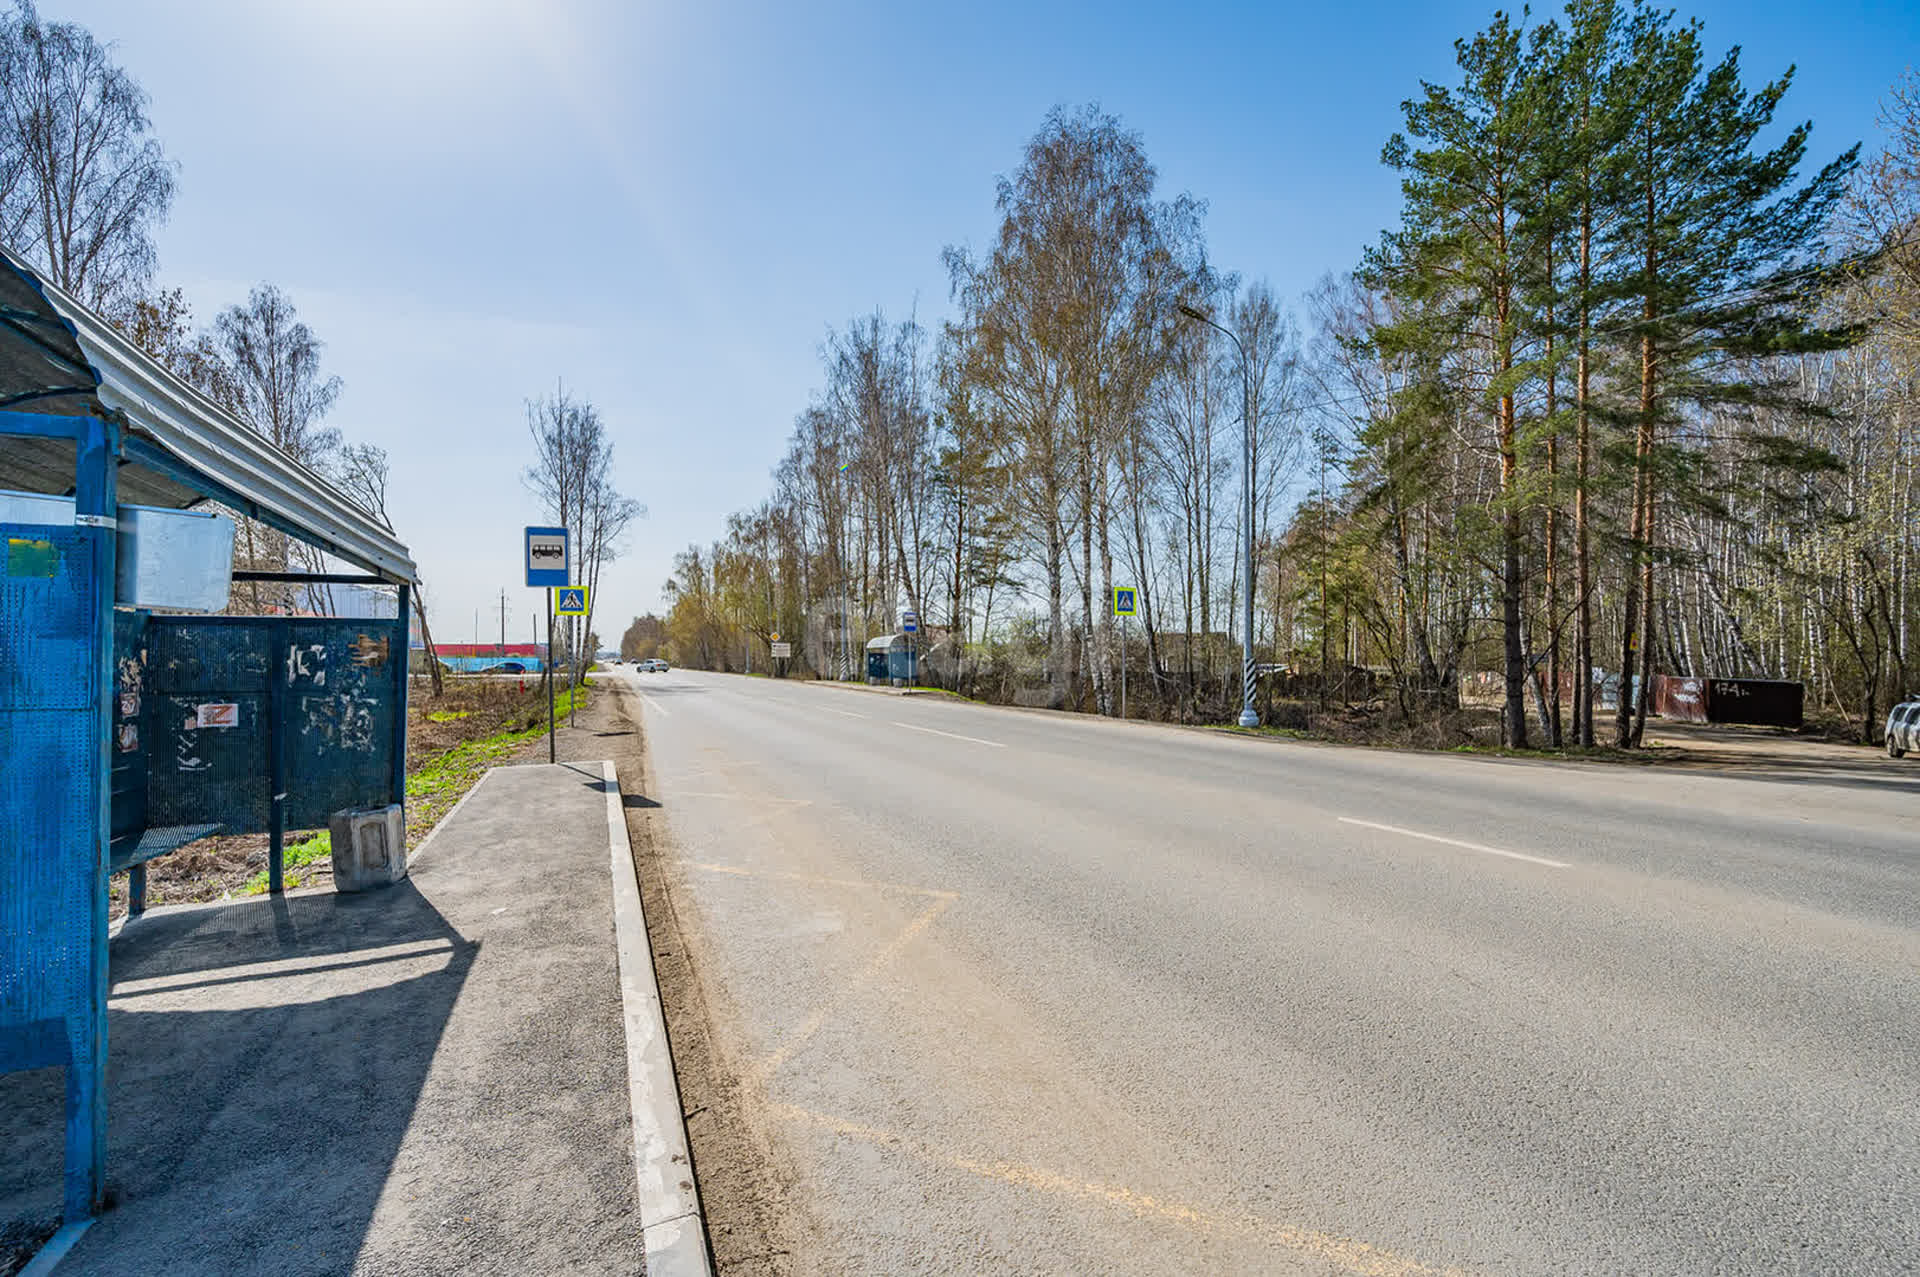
(0, 407), (118, 1221)
(0, 406), (100, 440)
(392, 582), (411, 807)
(4, 406), (414, 1225)
(71, 413), (115, 1222)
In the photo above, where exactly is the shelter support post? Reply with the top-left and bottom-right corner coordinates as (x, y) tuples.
(267, 619), (288, 895)
(392, 583), (410, 807)
(70, 413), (117, 1221)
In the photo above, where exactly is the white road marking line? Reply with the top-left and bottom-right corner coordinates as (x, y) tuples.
(821, 706), (868, 719)
(1337, 816), (1569, 869)
(892, 720), (1005, 748)
(639, 694), (671, 717)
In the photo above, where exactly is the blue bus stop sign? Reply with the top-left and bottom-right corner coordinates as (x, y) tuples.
(901, 611), (919, 633)
(525, 526), (568, 588)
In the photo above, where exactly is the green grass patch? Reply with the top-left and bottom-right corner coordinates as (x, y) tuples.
(404, 684), (590, 841)
(426, 709), (470, 723)
(242, 830), (331, 894)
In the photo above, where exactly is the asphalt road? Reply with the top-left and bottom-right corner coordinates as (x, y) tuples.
(623, 669), (1919, 1275)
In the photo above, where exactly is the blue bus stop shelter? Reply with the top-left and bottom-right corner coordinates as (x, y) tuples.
(0, 247), (418, 1223)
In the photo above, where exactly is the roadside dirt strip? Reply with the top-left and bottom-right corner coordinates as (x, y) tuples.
(584, 678), (813, 1274)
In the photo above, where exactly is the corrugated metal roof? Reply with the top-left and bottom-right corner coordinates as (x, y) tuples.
(0, 248), (416, 583)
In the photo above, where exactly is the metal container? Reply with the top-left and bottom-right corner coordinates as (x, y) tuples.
(1652, 675), (1709, 722)
(1706, 678), (1804, 728)
(0, 487), (234, 610)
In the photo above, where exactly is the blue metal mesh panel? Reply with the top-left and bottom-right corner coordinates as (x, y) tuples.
(142, 618), (398, 834)
(109, 609), (149, 842)
(148, 620), (272, 691)
(146, 620), (271, 831)
(0, 524), (95, 1072)
(284, 619), (398, 829)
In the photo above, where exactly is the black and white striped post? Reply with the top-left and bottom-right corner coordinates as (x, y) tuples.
(1178, 303), (1261, 728)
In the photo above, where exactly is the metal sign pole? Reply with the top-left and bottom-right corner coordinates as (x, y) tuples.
(1121, 615), (1128, 720)
(546, 589), (555, 764)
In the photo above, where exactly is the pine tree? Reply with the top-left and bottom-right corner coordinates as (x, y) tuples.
(1377, 12), (1556, 746)
(1603, 4), (1858, 744)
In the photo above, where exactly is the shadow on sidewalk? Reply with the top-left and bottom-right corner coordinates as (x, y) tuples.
(0, 884), (475, 1276)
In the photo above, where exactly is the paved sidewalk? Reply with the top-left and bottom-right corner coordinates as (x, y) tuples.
(0, 762), (662, 1276)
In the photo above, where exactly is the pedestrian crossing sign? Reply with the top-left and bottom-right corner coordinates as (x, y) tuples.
(554, 587), (590, 616)
(1111, 587), (1137, 617)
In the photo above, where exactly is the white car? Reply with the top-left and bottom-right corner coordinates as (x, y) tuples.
(1886, 700), (1920, 757)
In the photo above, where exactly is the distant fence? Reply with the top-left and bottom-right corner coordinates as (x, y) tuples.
(436, 655), (545, 674)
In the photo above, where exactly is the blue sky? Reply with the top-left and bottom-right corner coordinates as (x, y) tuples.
(49, 0), (1920, 641)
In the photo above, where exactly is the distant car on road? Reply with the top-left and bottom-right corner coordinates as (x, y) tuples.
(1886, 700), (1920, 757)
(637, 658), (668, 673)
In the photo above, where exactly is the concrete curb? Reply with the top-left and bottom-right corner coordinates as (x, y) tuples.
(18, 1221), (90, 1276)
(793, 678), (937, 698)
(601, 759), (713, 1277)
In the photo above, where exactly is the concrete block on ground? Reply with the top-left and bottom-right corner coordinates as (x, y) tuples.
(329, 803), (408, 891)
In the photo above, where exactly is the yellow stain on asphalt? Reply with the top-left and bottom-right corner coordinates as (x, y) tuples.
(754, 893), (956, 1079)
(686, 860), (957, 900)
(773, 1103), (1472, 1277)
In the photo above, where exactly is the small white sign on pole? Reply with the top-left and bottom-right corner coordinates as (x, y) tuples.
(770, 641), (792, 659)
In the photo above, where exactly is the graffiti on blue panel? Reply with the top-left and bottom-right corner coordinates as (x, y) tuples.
(299, 693), (379, 753)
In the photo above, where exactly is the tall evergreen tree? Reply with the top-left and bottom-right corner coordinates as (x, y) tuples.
(1603, 4), (1858, 744)
(1377, 11), (1555, 746)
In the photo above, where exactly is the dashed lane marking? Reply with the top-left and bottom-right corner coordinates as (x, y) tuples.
(1337, 816), (1569, 869)
(892, 720), (1004, 748)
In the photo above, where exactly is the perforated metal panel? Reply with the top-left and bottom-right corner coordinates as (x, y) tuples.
(284, 619), (398, 829)
(146, 617), (399, 834)
(147, 620), (270, 831)
(0, 523), (95, 1073)
(109, 609), (149, 843)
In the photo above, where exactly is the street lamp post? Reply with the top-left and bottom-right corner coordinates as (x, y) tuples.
(1178, 303), (1260, 729)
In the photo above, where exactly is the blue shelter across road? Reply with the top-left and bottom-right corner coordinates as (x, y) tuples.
(865, 633), (916, 686)
(0, 247), (417, 1224)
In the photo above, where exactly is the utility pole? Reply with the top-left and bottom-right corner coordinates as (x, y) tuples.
(496, 588), (509, 659)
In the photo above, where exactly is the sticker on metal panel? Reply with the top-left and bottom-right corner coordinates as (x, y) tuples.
(117, 723), (139, 753)
(195, 702), (240, 729)
(350, 634), (390, 667)
(118, 691), (140, 718)
(5, 537), (58, 577)
(73, 513), (116, 530)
